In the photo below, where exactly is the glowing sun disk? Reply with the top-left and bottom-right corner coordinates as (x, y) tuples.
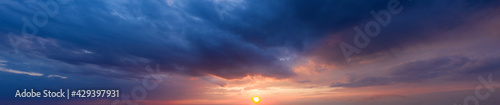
(252, 96), (261, 104)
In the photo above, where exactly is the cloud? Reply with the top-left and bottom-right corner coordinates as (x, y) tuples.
(47, 75), (68, 79)
(199, 76), (227, 87)
(303, 0), (500, 65)
(0, 67), (43, 76)
(0, 0), (499, 96)
(0, 60), (6, 66)
(0, 0), (308, 79)
(331, 54), (500, 88)
(0, 0), (499, 105)
(0, 67), (69, 79)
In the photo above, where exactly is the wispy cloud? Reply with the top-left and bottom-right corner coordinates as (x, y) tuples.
(47, 75), (68, 79)
(0, 67), (44, 76)
(0, 61), (68, 79)
(0, 60), (44, 77)
(0, 60), (6, 66)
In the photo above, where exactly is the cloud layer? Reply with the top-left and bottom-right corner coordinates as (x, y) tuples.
(1, 0), (500, 105)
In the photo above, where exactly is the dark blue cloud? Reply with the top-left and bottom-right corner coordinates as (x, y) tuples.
(307, 0), (500, 65)
(0, 0), (499, 81)
(1, 0), (301, 79)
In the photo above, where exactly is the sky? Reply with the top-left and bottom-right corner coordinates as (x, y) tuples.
(1, 0), (500, 105)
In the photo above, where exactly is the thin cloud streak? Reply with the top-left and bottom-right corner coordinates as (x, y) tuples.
(0, 67), (43, 76)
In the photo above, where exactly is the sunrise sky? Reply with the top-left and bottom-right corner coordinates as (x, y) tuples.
(1, 0), (500, 105)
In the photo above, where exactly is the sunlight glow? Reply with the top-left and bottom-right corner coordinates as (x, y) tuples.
(252, 96), (261, 104)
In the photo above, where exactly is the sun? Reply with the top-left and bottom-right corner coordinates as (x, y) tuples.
(252, 96), (261, 104)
